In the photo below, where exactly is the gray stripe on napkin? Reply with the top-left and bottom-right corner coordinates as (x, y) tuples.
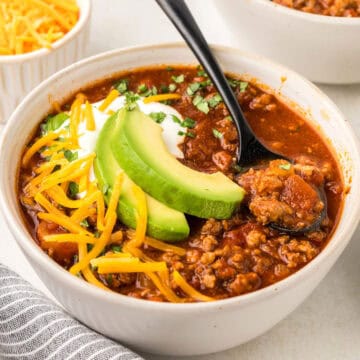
(0, 264), (143, 360)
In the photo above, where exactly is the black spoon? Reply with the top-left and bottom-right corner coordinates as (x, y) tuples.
(156, 0), (326, 235)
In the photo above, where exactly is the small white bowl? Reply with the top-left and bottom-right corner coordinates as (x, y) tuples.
(0, 0), (91, 123)
(213, 0), (360, 84)
(0, 44), (360, 356)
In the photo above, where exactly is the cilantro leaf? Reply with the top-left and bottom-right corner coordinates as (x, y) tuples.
(149, 111), (167, 124)
(181, 117), (196, 129)
(208, 93), (222, 108)
(193, 95), (209, 114)
(171, 74), (185, 83)
(112, 245), (122, 253)
(80, 219), (89, 228)
(177, 130), (196, 138)
(186, 82), (201, 96)
(212, 129), (223, 139)
(68, 182), (79, 198)
(124, 91), (140, 111)
(239, 81), (248, 92)
(169, 83), (177, 92)
(114, 79), (128, 94)
(64, 149), (78, 162)
(171, 115), (182, 124)
(279, 163), (291, 171)
(41, 113), (69, 134)
(137, 84), (148, 93)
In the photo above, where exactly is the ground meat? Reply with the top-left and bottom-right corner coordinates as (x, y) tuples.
(212, 151), (233, 171)
(279, 239), (319, 268)
(227, 273), (261, 296)
(238, 159), (325, 230)
(249, 93), (276, 111)
(201, 218), (223, 236)
(273, 0), (360, 16)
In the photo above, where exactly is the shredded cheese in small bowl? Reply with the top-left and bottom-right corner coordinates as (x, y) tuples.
(0, 0), (90, 124)
(0, 0), (80, 56)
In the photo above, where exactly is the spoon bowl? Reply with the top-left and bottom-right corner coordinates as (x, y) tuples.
(156, 0), (326, 235)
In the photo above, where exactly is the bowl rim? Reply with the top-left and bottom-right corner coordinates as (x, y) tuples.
(255, 0), (360, 23)
(1, 42), (360, 311)
(0, 0), (91, 64)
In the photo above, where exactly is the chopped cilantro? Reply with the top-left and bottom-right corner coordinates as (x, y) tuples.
(212, 128), (223, 139)
(227, 78), (249, 92)
(106, 274), (113, 286)
(177, 130), (195, 138)
(137, 84), (148, 93)
(166, 66), (174, 71)
(279, 163), (291, 171)
(64, 149), (78, 162)
(151, 86), (158, 95)
(124, 91), (140, 111)
(114, 79), (128, 94)
(41, 113), (69, 134)
(149, 111), (166, 124)
(208, 93), (222, 108)
(68, 181), (79, 198)
(239, 81), (248, 92)
(186, 82), (201, 96)
(112, 245), (122, 253)
(171, 115), (182, 124)
(52, 164), (61, 173)
(94, 231), (101, 238)
(160, 84), (169, 93)
(182, 117), (196, 129)
(193, 95), (209, 114)
(87, 244), (94, 252)
(80, 219), (89, 228)
(171, 74), (185, 83)
(102, 183), (110, 195)
(197, 66), (208, 77)
(168, 83), (177, 92)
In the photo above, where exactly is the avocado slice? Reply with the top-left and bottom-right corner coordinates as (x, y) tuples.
(94, 111), (190, 242)
(111, 107), (245, 219)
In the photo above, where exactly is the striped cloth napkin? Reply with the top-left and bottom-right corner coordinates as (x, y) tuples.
(0, 264), (144, 360)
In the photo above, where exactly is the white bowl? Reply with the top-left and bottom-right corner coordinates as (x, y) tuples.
(0, 0), (91, 123)
(0, 44), (359, 356)
(212, 0), (360, 84)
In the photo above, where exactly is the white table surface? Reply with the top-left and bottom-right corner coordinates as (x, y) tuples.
(0, 1), (359, 359)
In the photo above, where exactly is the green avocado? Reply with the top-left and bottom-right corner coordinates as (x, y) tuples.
(94, 111), (190, 242)
(111, 106), (245, 219)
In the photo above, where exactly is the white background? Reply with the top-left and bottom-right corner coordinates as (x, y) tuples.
(0, 1), (359, 359)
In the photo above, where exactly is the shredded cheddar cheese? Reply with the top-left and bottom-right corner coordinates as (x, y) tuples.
(125, 185), (147, 249)
(78, 243), (109, 291)
(173, 271), (214, 302)
(146, 272), (183, 303)
(144, 237), (186, 256)
(22, 130), (65, 167)
(69, 173), (124, 275)
(44, 233), (96, 244)
(0, 0), (79, 55)
(85, 100), (95, 131)
(95, 261), (167, 275)
(143, 93), (181, 104)
(98, 89), (119, 112)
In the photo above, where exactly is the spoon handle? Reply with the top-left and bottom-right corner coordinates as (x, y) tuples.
(155, 0), (254, 162)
